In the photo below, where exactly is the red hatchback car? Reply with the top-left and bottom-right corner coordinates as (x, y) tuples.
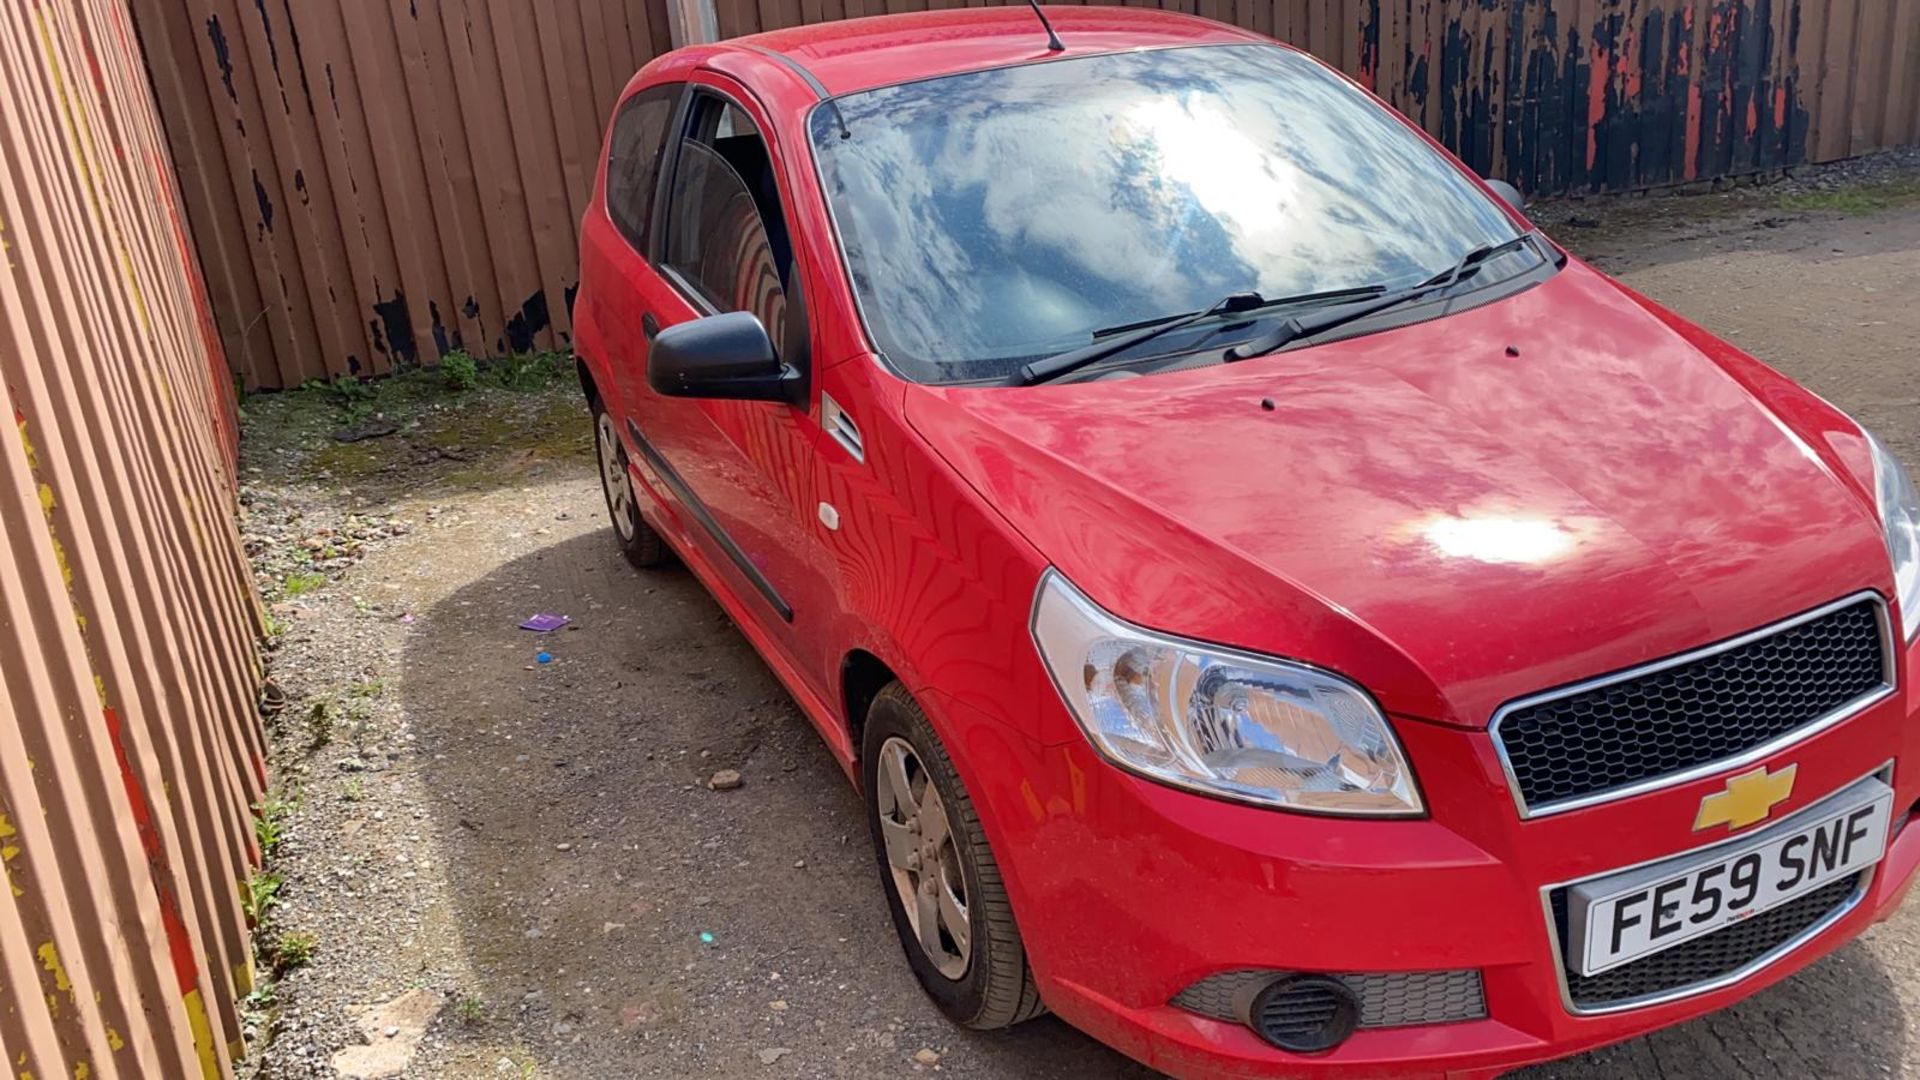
(571, 8), (1920, 1076)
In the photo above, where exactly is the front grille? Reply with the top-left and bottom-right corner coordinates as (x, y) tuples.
(1549, 872), (1862, 1009)
(1171, 969), (1486, 1029)
(1496, 598), (1887, 813)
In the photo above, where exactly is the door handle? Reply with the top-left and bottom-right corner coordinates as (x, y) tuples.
(642, 313), (659, 341)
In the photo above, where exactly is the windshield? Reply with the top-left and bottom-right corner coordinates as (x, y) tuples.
(809, 44), (1525, 384)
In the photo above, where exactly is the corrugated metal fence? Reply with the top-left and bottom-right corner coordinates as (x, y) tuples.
(134, 0), (1920, 389)
(1, 0), (264, 1077)
(130, 0), (674, 391)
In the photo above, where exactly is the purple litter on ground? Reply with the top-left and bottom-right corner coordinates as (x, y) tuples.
(520, 613), (569, 632)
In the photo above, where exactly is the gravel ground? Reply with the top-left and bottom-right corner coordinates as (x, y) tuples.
(241, 156), (1920, 1079)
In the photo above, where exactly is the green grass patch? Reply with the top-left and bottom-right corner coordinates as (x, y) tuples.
(241, 348), (591, 497)
(280, 570), (326, 598)
(484, 349), (571, 391)
(1779, 179), (1920, 215)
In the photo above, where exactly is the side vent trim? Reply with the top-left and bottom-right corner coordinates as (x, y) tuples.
(822, 393), (864, 462)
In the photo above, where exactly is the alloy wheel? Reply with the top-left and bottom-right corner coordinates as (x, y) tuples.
(875, 736), (972, 979)
(596, 412), (636, 541)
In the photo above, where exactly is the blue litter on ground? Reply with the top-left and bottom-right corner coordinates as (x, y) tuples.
(537, 651), (553, 664)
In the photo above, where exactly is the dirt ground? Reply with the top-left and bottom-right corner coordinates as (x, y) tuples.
(242, 163), (1920, 1080)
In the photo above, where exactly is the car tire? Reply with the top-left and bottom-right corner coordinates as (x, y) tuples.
(862, 682), (1045, 1030)
(591, 399), (669, 569)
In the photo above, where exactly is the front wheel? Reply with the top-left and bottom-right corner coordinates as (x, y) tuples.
(591, 401), (669, 569)
(862, 683), (1044, 1029)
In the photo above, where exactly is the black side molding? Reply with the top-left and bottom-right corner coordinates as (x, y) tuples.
(626, 418), (794, 623)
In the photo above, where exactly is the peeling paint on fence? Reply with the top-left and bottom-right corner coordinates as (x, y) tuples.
(131, 0), (1920, 388)
(131, 0), (673, 390)
(0, 1), (262, 1078)
(708, 0), (1917, 205)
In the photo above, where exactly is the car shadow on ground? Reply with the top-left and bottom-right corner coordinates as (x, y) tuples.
(397, 528), (1153, 1077)
(399, 528), (1907, 1078)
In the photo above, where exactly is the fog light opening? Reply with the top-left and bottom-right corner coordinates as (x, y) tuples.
(1245, 974), (1360, 1054)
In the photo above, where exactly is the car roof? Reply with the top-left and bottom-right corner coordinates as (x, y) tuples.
(708, 8), (1270, 98)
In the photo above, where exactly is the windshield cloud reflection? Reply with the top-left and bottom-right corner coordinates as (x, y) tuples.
(812, 44), (1519, 382)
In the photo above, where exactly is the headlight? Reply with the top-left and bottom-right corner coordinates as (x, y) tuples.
(1029, 571), (1422, 816)
(1868, 431), (1920, 640)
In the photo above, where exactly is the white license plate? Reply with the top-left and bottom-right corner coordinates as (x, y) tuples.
(1568, 777), (1893, 976)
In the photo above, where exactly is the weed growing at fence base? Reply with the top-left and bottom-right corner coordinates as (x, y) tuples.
(1779, 178), (1920, 215)
(485, 349), (571, 390)
(441, 349), (479, 390)
(253, 790), (295, 856)
(241, 347), (592, 501)
(242, 871), (283, 924)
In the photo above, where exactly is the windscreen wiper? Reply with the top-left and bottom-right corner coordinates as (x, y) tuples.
(1015, 285), (1386, 386)
(1224, 232), (1544, 363)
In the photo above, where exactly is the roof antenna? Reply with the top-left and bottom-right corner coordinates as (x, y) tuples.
(826, 98), (851, 140)
(1025, 0), (1064, 52)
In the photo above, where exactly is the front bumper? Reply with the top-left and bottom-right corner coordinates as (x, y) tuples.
(934, 641), (1920, 1079)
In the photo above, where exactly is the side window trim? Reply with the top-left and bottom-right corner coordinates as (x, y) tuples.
(658, 263), (718, 317)
(654, 77), (814, 377)
(603, 80), (689, 264)
(643, 85), (696, 265)
(656, 84), (787, 312)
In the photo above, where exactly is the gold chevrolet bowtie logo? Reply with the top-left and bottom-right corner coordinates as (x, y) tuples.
(1694, 764), (1798, 832)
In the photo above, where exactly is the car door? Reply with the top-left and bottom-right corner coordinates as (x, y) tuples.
(594, 81), (683, 417)
(621, 75), (836, 695)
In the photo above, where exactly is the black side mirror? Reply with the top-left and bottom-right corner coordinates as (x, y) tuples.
(1484, 179), (1528, 214)
(648, 311), (805, 405)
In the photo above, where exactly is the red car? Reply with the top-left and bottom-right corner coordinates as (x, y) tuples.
(571, 8), (1920, 1076)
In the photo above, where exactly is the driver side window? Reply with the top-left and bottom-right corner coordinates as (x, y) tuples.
(661, 93), (796, 358)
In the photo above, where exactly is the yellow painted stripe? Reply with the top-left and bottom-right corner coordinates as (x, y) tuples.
(182, 989), (219, 1080)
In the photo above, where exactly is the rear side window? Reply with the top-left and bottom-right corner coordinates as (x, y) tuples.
(660, 93), (794, 352)
(605, 83), (681, 254)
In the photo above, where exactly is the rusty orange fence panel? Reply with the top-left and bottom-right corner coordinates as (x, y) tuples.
(1, 1), (264, 1078)
(132, 0), (1920, 388)
(128, 0), (674, 392)
(718, 0), (1920, 193)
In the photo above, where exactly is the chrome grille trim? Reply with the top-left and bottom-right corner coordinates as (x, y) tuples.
(1489, 590), (1895, 819)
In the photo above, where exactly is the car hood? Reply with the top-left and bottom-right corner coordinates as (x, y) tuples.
(903, 260), (1891, 729)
